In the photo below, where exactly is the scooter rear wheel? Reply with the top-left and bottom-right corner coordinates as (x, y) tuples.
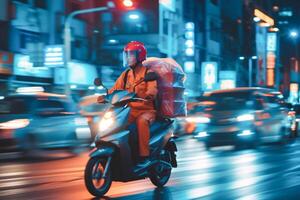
(149, 150), (172, 187)
(84, 157), (112, 197)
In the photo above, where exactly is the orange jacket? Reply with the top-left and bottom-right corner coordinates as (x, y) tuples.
(109, 65), (158, 110)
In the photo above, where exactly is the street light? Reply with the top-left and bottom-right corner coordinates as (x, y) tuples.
(287, 30), (299, 102)
(108, 39), (118, 44)
(290, 30), (298, 38)
(287, 30), (299, 60)
(253, 17), (260, 22)
(63, 2), (115, 97)
(239, 56), (257, 87)
(269, 27), (279, 32)
(128, 13), (140, 20)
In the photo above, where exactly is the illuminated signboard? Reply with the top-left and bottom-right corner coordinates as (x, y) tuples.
(266, 33), (277, 87)
(267, 52), (275, 69)
(44, 45), (64, 67)
(266, 53), (275, 86)
(290, 83), (298, 93)
(14, 54), (52, 78)
(0, 51), (13, 75)
(255, 25), (267, 86)
(219, 71), (236, 89)
(254, 9), (274, 26)
(201, 62), (218, 91)
(289, 83), (299, 103)
(185, 22), (195, 57)
(266, 69), (274, 86)
(184, 61), (195, 73)
(267, 33), (277, 51)
(220, 80), (235, 89)
(159, 0), (175, 12)
(69, 62), (97, 85)
(54, 61), (98, 85)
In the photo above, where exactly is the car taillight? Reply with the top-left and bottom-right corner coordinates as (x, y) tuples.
(87, 116), (93, 123)
(0, 129), (13, 139)
(288, 111), (296, 116)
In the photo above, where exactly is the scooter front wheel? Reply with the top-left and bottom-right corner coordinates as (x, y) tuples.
(84, 157), (112, 197)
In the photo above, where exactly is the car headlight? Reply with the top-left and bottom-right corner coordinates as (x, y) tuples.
(186, 116), (210, 123)
(237, 130), (254, 136)
(98, 112), (114, 132)
(236, 114), (254, 122)
(194, 131), (209, 138)
(0, 119), (30, 129)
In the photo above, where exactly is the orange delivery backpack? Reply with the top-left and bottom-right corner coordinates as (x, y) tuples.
(142, 57), (187, 118)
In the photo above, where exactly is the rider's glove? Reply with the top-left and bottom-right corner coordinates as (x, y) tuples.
(97, 95), (105, 103)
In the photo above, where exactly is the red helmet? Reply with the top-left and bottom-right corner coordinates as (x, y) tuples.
(123, 41), (147, 68)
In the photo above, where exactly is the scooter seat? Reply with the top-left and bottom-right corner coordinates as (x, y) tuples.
(127, 119), (172, 136)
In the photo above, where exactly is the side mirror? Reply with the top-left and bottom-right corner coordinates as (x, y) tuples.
(94, 78), (108, 95)
(94, 78), (103, 86)
(144, 72), (158, 82)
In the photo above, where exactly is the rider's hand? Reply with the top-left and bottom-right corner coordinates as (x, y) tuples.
(97, 95), (105, 103)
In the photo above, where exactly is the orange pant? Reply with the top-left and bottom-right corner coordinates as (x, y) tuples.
(128, 109), (156, 157)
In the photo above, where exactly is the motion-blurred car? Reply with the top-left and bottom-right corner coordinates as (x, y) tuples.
(0, 92), (91, 154)
(189, 88), (294, 149)
(174, 101), (207, 136)
(281, 102), (298, 138)
(292, 103), (300, 136)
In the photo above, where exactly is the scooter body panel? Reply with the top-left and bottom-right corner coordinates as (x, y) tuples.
(90, 90), (177, 182)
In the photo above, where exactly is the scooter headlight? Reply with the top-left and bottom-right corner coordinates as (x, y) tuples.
(0, 119), (30, 129)
(98, 111), (114, 132)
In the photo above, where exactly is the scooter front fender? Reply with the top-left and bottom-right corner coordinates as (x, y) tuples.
(89, 146), (115, 158)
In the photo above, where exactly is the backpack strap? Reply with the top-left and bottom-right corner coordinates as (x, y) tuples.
(123, 69), (130, 90)
(123, 68), (148, 90)
(145, 67), (149, 76)
(144, 67), (159, 112)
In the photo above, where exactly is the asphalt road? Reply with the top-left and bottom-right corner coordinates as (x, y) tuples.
(1, 136), (300, 200)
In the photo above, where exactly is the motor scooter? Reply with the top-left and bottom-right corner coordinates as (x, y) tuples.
(84, 72), (178, 197)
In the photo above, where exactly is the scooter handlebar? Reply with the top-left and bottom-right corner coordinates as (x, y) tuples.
(132, 97), (148, 102)
(97, 95), (108, 104)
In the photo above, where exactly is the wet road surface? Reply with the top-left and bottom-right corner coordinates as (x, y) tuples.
(1, 136), (300, 200)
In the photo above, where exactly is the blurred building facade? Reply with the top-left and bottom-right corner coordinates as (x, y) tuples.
(246, 0), (300, 103)
(94, 0), (184, 89)
(0, 0), (299, 102)
(182, 0), (221, 96)
(272, 0), (300, 102)
(0, 0), (13, 96)
(183, 0), (246, 94)
(0, 0), (99, 99)
(185, 0), (299, 100)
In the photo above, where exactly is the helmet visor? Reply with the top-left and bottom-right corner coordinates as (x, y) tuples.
(123, 50), (137, 68)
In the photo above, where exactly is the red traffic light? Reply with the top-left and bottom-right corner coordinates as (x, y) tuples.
(123, 0), (133, 7)
(116, 0), (137, 10)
